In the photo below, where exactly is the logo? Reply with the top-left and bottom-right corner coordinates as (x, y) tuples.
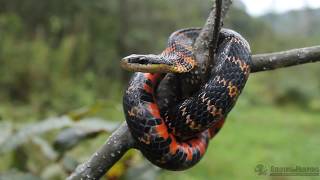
(255, 164), (268, 176)
(254, 164), (320, 176)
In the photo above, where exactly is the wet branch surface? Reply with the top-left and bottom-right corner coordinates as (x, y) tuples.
(68, 1), (320, 180)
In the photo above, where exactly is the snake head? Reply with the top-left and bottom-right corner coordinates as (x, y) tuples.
(121, 54), (195, 73)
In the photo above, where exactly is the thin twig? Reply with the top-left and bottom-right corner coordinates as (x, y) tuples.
(209, 0), (223, 53)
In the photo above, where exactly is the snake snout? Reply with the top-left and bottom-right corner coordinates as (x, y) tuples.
(122, 54), (166, 65)
(121, 54), (177, 73)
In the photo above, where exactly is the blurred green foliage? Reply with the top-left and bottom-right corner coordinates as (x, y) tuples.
(0, 0), (319, 179)
(0, 0), (319, 120)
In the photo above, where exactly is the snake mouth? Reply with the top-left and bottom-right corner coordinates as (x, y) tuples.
(121, 54), (181, 73)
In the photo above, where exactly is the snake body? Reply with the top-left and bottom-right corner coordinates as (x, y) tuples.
(122, 28), (252, 170)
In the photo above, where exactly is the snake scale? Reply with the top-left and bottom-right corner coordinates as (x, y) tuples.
(121, 28), (252, 170)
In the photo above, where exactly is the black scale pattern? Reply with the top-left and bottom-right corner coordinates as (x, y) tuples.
(166, 31), (252, 139)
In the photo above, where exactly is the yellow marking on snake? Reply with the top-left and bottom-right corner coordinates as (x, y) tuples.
(227, 82), (238, 98)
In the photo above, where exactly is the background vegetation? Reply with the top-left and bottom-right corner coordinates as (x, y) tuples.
(0, 0), (319, 179)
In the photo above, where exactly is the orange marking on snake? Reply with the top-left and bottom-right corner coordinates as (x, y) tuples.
(146, 73), (170, 139)
(229, 57), (250, 75)
(188, 138), (206, 155)
(197, 139), (206, 155)
(149, 103), (161, 118)
(216, 76), (228, 86)
(174, 41), (193, 52)
(155, 122), (169, 139)
(227, 82), (238, 98)
(182, 143), (193, 160)
(189, 139), (197, 147)
(208, 128), (215, 138)
(144, 73), (161, 84)
(138, 135), (151, 144)
(143, 83), (153, 94)
(169, 135), (179, 154)
(162, 47), (175, 56)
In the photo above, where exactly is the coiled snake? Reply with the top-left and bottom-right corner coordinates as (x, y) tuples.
(121, 28), (252, 170)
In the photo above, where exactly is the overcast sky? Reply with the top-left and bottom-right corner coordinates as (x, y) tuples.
(241, 0), (320, 16)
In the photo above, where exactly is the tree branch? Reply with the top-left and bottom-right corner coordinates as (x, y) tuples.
(209, 0), (223, 69)
(251, 45), (320, 72)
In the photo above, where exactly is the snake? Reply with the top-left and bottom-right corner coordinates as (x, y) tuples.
(121, 28), (252, 170)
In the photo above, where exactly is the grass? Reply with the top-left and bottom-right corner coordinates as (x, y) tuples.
(160, 99), (320, 180)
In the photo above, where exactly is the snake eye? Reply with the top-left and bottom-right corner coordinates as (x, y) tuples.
(128, 57), (149, 65)
(138, 57), (149, 65)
